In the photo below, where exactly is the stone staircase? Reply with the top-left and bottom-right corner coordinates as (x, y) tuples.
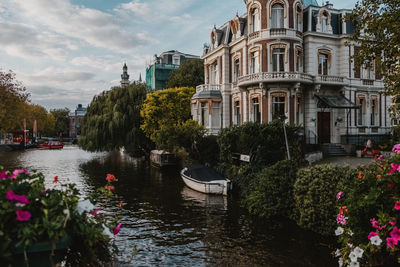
(321, 143), (349, 157)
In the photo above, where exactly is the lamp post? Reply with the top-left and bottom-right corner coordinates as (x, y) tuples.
(281, 115), (291, 160)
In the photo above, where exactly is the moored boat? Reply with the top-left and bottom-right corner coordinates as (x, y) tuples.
(150, 150), (176, 167)
(180, 165), (232, 195)
(37, 141), (64, 150)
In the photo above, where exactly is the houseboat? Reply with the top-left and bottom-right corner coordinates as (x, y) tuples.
(37, 141), (64, 150)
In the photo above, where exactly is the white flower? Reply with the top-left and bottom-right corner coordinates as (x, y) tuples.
(370, 235), (382, 246)
(335, 227), (344, 236)
(15, 203), (26, 207)
(353, 247), (364, 258)
(349, 230), (354, 236)
(335, 249), (341, 257)
(348, 243), (354, 248)
(102, 224), (113, 238)
(349, 262), (360, 267)
(76, 199), (94, 215)
(349, 252), (358, 262)
(338, 257), (343, 267)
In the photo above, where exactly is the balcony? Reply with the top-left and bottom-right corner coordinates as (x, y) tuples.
(196, 84), (221, 93)
(315, 75), (345, 85)
(237, 72), (314, 87)
(248, 31), (260, 41)
(362, 79), (374, 86)
(270, 28), (287, 36)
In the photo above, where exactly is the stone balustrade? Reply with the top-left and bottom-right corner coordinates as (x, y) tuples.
(237, 72), (314, 86)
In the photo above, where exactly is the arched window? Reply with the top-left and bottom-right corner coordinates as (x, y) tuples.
(233, 59), (240, 82)
(271, 4), (284, 29)
(251, 8), (260, 32)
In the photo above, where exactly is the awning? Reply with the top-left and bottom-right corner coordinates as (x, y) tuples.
(192, 90), (222, 100)
(315, 95), (359, 109)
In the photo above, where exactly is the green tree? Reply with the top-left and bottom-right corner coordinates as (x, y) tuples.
(79, 83), (149, 156)
(347, 0), (400, 97)
(140, 87), (204, 153)
(0, 70), (29, 133)
(50, 108), (70, 137)
(166, 59), (204, 88)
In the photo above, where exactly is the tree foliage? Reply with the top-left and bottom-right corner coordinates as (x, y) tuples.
(347, 0), (400, 97)
(140, 87), (204, 153)
(79, 83), (149, 156)
(50, 108), (70, 137)
(0, 70), (29, 133)
(166, 59), (204, 88)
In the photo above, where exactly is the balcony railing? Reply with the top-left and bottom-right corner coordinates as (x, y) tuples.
(270, 28), (287, 36)
(237, 72), (314, 86)
(362, 79), (374, 86)
(248, 31), (260, 41)
(196, 84), (221, 92)
(316, 75), (345, 84)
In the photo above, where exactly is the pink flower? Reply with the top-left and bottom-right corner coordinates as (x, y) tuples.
(0, 170), (9, 179)
(336, 192), (343, 200)
(368, 232), (379, 240)
(390, 227), (400, 240)
(90, 209), (102, 216)
(11, 169), (29, 179)
(388, 163), (400, 175)
(376, 155), (383, 161)
(336, 214), (347, 225)
(395, 201), (400, 210)
(392, 144), (400, 154)
(16, 210), (31, 221)
(6, 190), (30, 205)
(387, 237), (398, 248)
(390, 221), (397, 226)
(370, 218), (386, 230)
(113, 223), (122, 235)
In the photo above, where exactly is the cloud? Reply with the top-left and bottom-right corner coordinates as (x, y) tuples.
(20, 68), (96, 85)
(0, 22), (72, 60)
(11, 0), (149, 53)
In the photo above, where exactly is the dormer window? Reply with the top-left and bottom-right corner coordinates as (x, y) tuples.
(271, 4), (284, 29)
(321, 12), (328, 32)
(251, 8), (260, 33)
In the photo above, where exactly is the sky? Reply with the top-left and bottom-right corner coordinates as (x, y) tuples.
(0, 0), (358, 111)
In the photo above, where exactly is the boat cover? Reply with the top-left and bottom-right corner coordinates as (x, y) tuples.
(184, 164), (226, 182)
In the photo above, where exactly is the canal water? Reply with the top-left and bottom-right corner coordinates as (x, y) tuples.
(0, 146), (336, 266)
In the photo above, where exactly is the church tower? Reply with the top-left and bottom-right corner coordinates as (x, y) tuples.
(121, 63), (130, 88)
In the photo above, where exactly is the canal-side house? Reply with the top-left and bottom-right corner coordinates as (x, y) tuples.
(69, 104), (87, 139)
(192, 0), (391, 145)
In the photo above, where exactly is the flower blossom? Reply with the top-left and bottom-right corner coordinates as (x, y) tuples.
(335, 227), (344, 236)
(368, 232), (379, 240)
(392, 144), (400, 154)
(11, 169), (29, 179)
(395, 201), (400, 211)
(0, 170), (10, 179)
(349, 262), (360, 267)
(53, 176), (58, 183)
(106, 174), (117, 182)
(16, 210), (31, 221)
(76, 199), (95, 215)
(90, 209), (102, 216)
(113, 223), (122, 235)
(6, 190), (30, 205)
(336, 192), (343, 200)
(107, 185), (115, 191)
(358, 171), (363, 179)
(376, 155), (383, 161)
(370, 218), (386, 230)
(390, 227), (400, 240)
(387, 237), (398, 248)
(388, 163), (400, 175)
(336, 214), (347, 225)
(335, 249), (341, 257)
(370, 235), (383, 246)
(390, 221), (397, 226)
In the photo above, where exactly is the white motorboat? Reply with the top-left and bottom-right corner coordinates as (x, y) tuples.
(180, 165), (232, 196)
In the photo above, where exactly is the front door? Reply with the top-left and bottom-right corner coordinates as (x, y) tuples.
(318, 112), (331, 144)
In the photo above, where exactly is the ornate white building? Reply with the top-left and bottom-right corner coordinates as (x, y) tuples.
(192, 0), (391, 145)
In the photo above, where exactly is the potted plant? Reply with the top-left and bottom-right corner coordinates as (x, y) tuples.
(0, 167), (122, 266)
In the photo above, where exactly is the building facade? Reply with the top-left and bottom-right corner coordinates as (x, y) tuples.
(69, 104), (87, 139)
(192, 0), (391, 143)
(146, 50), (200, 91)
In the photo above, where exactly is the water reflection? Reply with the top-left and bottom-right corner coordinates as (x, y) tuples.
(0, 146), (336, 266)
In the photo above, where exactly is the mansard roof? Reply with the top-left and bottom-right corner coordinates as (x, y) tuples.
(303, 0), (319, 7)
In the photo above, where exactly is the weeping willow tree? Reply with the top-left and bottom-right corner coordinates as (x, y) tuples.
(79, 83), (150, 156)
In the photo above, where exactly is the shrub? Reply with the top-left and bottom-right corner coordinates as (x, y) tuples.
(245, 160), (298, 218)
(293, 164), (356, 236)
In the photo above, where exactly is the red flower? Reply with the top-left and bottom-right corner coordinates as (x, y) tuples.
(53, 176), (58, 183)
(107, 185), (115, 191)
(395, 201), (400, 211)
(113, 223), (122, 235)
(119, 202), (124, 207)
(358, 171), (363, 179)
(106, 174), (117, 182)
